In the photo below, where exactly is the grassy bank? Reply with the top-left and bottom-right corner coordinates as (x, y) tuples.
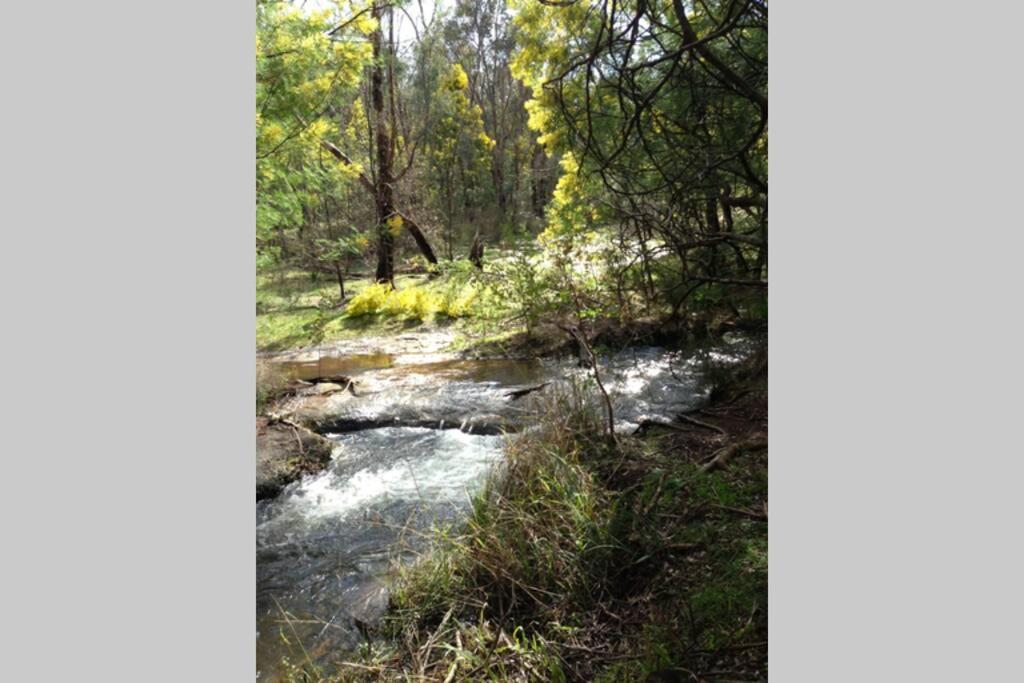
(257, 270), (439, 350)
(285, 357), (767, 682)
(257, 263), (765, 359)
(256, 265), (516, 352)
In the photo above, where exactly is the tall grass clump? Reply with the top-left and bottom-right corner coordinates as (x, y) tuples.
(337, 388), (628, 680)
(392, 388), (616, 625)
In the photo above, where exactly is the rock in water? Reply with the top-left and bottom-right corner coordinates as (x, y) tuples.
(256, 417), (334, 500)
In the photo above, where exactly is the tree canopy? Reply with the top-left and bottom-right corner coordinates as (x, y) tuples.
(256, 0), (767, 333)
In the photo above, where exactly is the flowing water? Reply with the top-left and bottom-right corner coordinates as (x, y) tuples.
(256, 336), (754, 680)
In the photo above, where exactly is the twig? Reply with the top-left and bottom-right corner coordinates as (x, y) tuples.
(420, 606), (454, 669)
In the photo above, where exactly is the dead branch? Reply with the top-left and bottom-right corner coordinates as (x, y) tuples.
(676, 413), (727, 434)
(505, 382), (550, 400)
(701, 434), (767, 472)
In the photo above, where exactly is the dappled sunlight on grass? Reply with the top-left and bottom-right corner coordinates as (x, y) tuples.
(256, 269), (434, 350)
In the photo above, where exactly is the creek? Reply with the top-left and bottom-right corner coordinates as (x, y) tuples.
(256, 335), (753, 680)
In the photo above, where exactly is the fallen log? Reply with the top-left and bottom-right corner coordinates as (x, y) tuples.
(701, 434), (767, 472)
(633, 414), (726, 436)
(677, 413), (728, 434)
(505, 382), (550, 401)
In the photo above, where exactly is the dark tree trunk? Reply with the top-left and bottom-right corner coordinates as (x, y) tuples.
(706, 195), (722, 277)
(371, 4), (396, 285)
(334, 262), (346, 300)
(398, 211), (438, 269)
(468, 231), (484, 269)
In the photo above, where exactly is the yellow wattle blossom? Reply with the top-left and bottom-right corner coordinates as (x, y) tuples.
(448, 63), (470, 91)
(263, 122), (285, 146)
(386, 214), (404, 237)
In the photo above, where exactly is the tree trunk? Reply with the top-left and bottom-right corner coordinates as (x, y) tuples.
(492, 149), (506, 215)
(371, 4), (395, 285)
(531, 144), (546, 218)
(468, 231), (484, 269)
(334, 262), (346, 300)
(397, 210), (438, 270)
(446, 182), (454, 260)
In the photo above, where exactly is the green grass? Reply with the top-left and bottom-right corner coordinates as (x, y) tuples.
(256, 269), (440, 350)
(256, 265), (529, 352)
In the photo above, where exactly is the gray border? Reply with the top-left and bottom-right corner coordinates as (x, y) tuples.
(4, 0), (1023, 680)
(770, 0), (1022, 680)
(3, 0), (254, 679)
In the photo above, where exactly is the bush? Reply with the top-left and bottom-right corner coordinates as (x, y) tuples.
(344, 283), (392, 317)
(345, 280), (479, 321)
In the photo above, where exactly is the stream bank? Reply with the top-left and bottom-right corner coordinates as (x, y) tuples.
(256, 330), (763, 681)
(344, 359), (768, 682)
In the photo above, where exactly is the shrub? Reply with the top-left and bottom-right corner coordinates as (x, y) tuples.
(381, 286), (438, 320)
(344, 283), (392, 317)
(345, 280), (479, 321)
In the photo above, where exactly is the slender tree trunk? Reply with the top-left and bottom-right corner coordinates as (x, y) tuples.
(531, 144), (546, 218)
(458, 157), (469, 210)
(334, 262), (346, 300)
(322, 196), (345, 299)
(446, 180), (454, 260)
(706, 195), (721, 277)
(492, 149), (506, 215)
